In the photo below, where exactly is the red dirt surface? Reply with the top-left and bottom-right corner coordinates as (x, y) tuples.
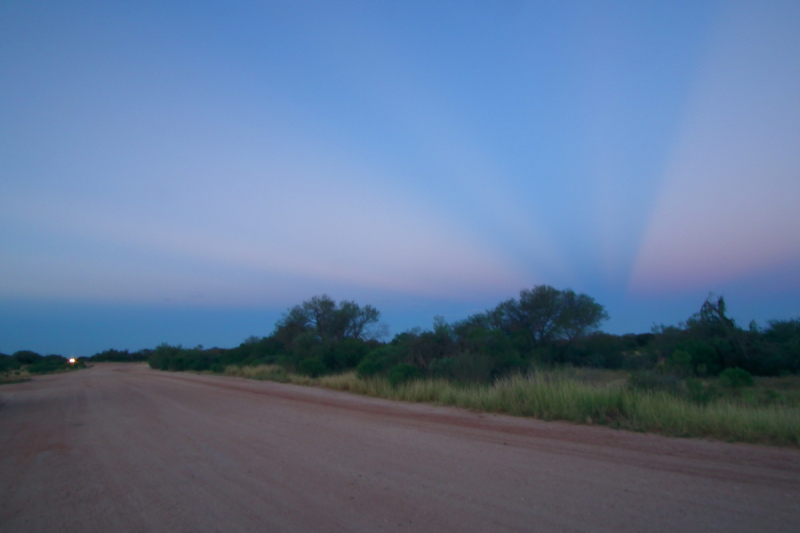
(1, 363), (799, 532)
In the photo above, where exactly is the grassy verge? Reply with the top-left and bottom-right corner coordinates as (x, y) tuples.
(1, 363), (88, 384)
(221, 365), (800, 447)
(0, 376), (31, 385)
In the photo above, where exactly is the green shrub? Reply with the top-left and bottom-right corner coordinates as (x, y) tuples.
(356, 358), (380, 378)
(763, 389), (785, 405)
(451, 353), (494, 383)
(621, 351), (657, 371)
(13, 350), (42, 365)
(0, 356), (21, 373)
(531, 347), (554, 366)
(355, 345), (402, 378)
(719, 367), (754, 389)
(331, 338), (370, 369)
(429, 357), (455, 378)
(298, 357), (325, 377)
(677, 340), (720, 376)
(492, 352), (527, 378)
(665, 349), (693, 377)
(685, 378), (720, 405)
(28, 361), (65, 374)
(388, 363), (420, 386)
(26, 355), (68, 374)
(167, 356), (186, 371)
(188, 357), (211, 371)
(429, 352), (507, 383)
(628, 371), (682, 393)
(225, 364), (290, 382)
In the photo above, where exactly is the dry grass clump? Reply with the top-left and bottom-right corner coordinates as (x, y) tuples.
(224, 364), (290, 382)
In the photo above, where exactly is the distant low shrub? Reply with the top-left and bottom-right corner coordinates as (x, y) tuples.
(25, 355), (68, 374)
(428, 353), (494, 383)
(429, 357), (455, 378)
(331, 338), (370, 370)
(355, 358), (380, 378)
(13, 350), (41, 365)
(627, 371), (682, 394)
(685, 377), (720, 405)
(356, 345), (402, 379)
(621, 351), (657, 371)
(664, 349), (693, 377)
(224, 364), (290, 382)
(167, 356), (186, 372)
(187, 357), (211, 371)
(0, 355), (21, 373)
(388, 363), (420, 386)
(719, 367), (754, 389)
(449, 353), (494, 383)
(677, 340), (721, 376)
(298, 357), (325, 378)
(27, 361), (64, 374)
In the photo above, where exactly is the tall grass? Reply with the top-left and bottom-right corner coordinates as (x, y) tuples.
(224, 365), (800, 447)
(224, 364), (290, 382)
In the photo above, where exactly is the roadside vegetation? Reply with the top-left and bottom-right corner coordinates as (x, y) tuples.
(90, 348), (152, 363)
(0, 350), (87, 383)
(140, 287), (800, 446)
(221, 365), (800, 446)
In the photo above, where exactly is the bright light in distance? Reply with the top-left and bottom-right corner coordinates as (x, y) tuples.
(69, 358), (76, 364)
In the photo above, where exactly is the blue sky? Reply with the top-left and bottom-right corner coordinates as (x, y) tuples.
(2, 1), (799, 356)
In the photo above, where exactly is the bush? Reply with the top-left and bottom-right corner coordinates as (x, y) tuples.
(298, 357), (325, 378)
(331, 338), (369, 370)
(13, 350), (41, 365)
(676, 340), (721, 376)
(451, 353), (495, 383)
(628, 371), (682, 394)
(355, 345), (402, 379)
(530, 347), (555, 366)
(685, 378), (720, 405)
(0, 355), (21, 373)
(429, 357), (456, 378)
(167, 356), (186, 371)
(28, 360), (67, 374)
(491, 352), (527, 378)
(356, 357), (381, 378)
(718, 367), (754, 389)
(92, 349), (151, 362)
(187, 356), (211, 371)
(225, 364), (290, 382)
(664, 349), (693, 377)
(621, 351), (657, 371)
(388, 363), (420, 386)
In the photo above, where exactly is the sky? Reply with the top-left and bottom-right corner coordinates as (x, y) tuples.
(2, 1), (799, 356)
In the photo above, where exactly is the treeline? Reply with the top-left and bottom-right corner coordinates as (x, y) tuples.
(146, 287), (800, 384)
(147, 295), (383, 375)
(0, 350), (85, 374)
(6, 287), (798, 384)
(91, 348), (152, 363)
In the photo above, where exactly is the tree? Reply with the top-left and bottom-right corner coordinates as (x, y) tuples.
(340, 300), (383, 340)
(481, 285), (609, 349)
(686, 294), (738, 337)
(273, 295), (384, 345)
(518, 285), (566, 346)
(558, 290), (610, 342)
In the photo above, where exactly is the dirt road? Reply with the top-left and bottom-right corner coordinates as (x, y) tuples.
(1, 364), (799, 532)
